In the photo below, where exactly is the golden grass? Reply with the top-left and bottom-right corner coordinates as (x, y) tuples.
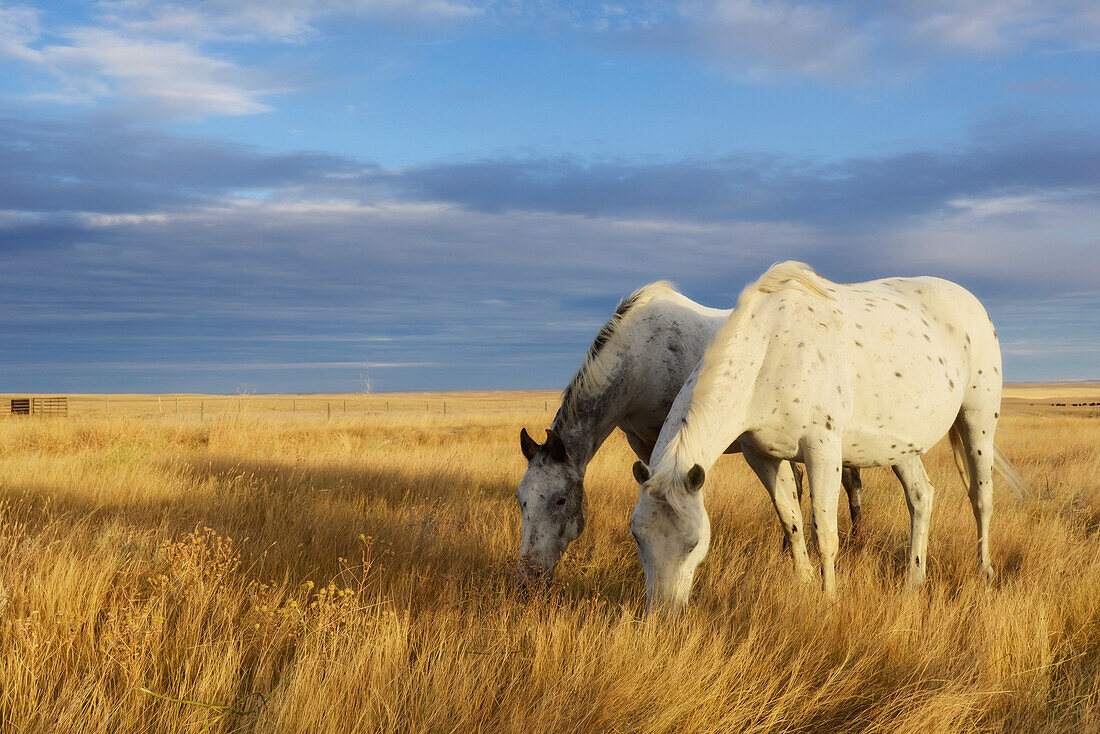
(0, 390), (1099, 732)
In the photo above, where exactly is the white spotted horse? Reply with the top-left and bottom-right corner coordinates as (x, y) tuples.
(631, 262), (1028, 615)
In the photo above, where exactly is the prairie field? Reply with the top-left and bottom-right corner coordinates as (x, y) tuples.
(1, 387), (1099, 732)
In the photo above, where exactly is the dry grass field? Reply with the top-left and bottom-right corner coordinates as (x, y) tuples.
(1, 386), (1099, 732)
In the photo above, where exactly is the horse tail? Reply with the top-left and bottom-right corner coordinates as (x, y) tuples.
(993, 444), (1030, 500)
(947, 425), (1030, 500)
(948, 425), (971, 491)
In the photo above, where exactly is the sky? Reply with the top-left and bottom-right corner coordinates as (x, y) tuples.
(1, 0), (1098, 393)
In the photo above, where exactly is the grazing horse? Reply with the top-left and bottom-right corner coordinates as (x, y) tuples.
(516, 282), (866, 583)
(631, 262), (1028, 614)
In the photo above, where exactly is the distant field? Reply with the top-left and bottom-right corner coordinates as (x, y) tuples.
(3, 382), (1097, 419)
(0, 386), (1098, 732)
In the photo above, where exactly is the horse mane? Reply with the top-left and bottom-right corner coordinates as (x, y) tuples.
(555, 281), (680, 425)
(654, 262), (835, 509)
(690, 261), (833, 419)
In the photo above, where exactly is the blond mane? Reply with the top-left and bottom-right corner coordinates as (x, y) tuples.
(654, 262), (835, 504)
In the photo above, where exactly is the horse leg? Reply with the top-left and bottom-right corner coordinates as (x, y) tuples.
(841, 467), (864, 548)
(802, 434), (843, 597)
(955, 413), (997, 580)
(891, 456), (934, 588)
(780, 461), (805, 554)
(742, 445), (814, 584)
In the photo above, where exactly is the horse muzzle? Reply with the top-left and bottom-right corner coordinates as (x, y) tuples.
(516, 555), (553, 588)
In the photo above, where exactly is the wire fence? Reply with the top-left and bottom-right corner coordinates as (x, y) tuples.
(1, 393), (562, 420)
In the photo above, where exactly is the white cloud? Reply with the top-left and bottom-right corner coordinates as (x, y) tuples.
(43, 28), (275, 116)
(0, 9), (276, 117)
(677, 0), (872, 82)
(651, 0), (1100, 83)
(0, 3), (40, 61)
(902, 0), (1100, 54)
(98, 0), (482, 42)
(856, 188), (1100, 292)
(0, 0), (481, 118)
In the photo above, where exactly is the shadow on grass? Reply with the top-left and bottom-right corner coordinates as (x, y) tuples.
(0, 453), (528, 601)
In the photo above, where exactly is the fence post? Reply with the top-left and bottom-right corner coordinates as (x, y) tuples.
(443, 401), (447, 415)
(175, 397), (179, 413)
(106, 398), (109, 416)
(200, 401), (204, 421)
(327, 402), (331, 420)
(293, 399), (297, 413)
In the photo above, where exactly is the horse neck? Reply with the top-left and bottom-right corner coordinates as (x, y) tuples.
(654, 322), (766, 477)
(551, 366), (638, 472)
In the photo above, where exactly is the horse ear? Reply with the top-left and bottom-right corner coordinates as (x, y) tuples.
(544, 429), (567, 462)
(520, 428), (540, 460)
(686, 464), (706, 492)
(632, 460), (651, 484)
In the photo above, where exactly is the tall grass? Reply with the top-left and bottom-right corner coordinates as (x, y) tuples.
(0, 404), (1098, 732)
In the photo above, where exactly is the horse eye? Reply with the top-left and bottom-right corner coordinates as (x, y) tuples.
(554, 497), (566, 507)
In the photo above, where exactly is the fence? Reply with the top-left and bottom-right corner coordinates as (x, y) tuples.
(7, 397), (68, 417)
(3, 393), (559, 420)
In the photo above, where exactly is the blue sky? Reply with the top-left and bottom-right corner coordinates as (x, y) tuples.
(1, 0), (1098, 393)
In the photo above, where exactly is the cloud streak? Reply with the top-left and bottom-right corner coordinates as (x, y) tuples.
(6, 113), (1100, 230)
(626, 0), (1100, 83)
(1, 0), (481, 119)
(2, 112), (1098, 389)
